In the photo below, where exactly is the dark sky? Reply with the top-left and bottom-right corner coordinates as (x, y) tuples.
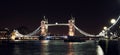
(0, 0), (120, 34)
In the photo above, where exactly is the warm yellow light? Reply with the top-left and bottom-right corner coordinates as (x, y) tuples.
(69, 29), (73, 31)
(11, 35), (15, 40)
(69, 32), (74, 36)
(41, 40), (49, 44)
(11, 32), (16, 40)
(41, 29), (45, 32)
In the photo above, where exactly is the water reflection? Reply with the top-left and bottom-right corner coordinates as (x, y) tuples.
(14, 45), (20, 55)
(66, 42), (74, 55)
(40, 40), (49, 55)
(96, 45), (104, 55)
(0, 40), (106, 55)
(12, 41), (41, 55)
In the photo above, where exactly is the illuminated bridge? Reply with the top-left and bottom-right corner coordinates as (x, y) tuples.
(10, 16), (120, 40)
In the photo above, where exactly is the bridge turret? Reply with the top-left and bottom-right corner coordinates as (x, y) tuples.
(68, 18), (75, 36)
(40, 18), (48, 36)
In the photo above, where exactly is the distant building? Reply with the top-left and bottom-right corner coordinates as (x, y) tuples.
(0, 28), (10, 39)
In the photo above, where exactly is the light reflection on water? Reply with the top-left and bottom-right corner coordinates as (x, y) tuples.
(0, 40), (103, 55)
(96, 45), (104, 55)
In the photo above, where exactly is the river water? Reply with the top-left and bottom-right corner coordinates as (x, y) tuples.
(0, 40), (119, 55)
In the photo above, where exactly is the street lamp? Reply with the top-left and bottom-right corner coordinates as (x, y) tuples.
(103, 26), (107, 30)
(103, 26), (109, 38)
(110, 19), (116, 24)
(55, 22), (58, 25)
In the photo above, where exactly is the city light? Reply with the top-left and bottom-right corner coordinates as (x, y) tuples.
(110, 19), (116, 24)
(103, 26), (107, 30)
(55, 22), (58, 25)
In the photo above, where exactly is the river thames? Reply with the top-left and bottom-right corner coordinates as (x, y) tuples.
(0, 40), (119, 55)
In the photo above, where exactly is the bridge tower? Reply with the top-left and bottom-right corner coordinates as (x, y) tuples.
(68, 18), (75, 36)
(40, 18), (48, 36)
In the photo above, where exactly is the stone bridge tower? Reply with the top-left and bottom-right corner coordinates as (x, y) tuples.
(68, 18), (75, 36)
(40, 18), (48, 36)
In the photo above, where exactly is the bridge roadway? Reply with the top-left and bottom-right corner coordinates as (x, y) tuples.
(26, 35), (102, 41)
(10, 35), (102, 41)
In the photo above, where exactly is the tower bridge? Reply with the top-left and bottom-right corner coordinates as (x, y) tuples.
(10, 16), (120, 40)
(40, 18), (76, 36)
(10, 18), (97, 40)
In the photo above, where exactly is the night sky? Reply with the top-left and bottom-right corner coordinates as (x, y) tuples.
(0, 0), (120, 34)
